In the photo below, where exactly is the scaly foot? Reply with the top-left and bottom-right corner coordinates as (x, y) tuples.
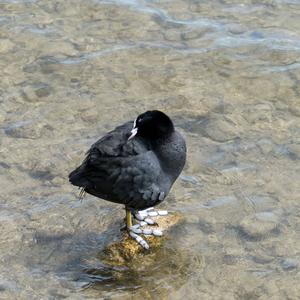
(126, 207), (168, 249)
(134, 207), (168, 225)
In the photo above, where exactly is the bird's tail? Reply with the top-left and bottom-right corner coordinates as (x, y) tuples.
(78, 187), (86, 201)
(69, 166), (89, 200)
(69, 165), (89, 188)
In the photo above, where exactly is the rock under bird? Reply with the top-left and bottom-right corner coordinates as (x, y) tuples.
(69, 110), (186, 249)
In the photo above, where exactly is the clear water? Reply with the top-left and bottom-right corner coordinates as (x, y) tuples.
(0, 0), (300, 299)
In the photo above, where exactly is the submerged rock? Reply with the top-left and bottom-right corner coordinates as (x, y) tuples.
(102, 213), (183, 265)
(22, 84), (52, 102)
(4, 120), (53, 139)
(281, 258), (298, 271)
(0, 39), (14, 53)
(202, 196), (237, 209)
(201, 117), (239, 142)
(176, 114), (239, 142)
(238, 212), (279, 240)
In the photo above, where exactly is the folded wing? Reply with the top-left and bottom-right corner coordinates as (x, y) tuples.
(69, 121), (167, 208)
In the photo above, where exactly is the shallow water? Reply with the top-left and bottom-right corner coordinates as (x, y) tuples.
(1, 0), (300, 299)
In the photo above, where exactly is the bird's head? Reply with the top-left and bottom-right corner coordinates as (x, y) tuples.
(128, 110), (174, 141)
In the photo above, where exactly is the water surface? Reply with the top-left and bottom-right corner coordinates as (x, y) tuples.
(0, 0), (300, 299)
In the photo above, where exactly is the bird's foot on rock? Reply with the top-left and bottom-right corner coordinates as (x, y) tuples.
(134, 207), (168, 225)
(128, 223), (163, 250)
(127, 208), (168, 249)
(128, 230), (150, 249)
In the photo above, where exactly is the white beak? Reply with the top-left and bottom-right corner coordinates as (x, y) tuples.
(128, 127), (138, 140)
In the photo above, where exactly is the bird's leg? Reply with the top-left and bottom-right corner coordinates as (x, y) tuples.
(126, 207), (150, 249)
(126, 207), (133, 228)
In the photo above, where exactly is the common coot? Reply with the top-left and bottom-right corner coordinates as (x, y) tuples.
(69, 110), (186, 249)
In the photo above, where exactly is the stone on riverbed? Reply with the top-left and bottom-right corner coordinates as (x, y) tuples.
(238, 212), (279, 240)
(102, 212), (183, 265)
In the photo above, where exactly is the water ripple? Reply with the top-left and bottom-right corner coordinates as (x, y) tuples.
(53, 40), (300, 76)
(55, 42), (209, 65)
(95, 0), (223, 30)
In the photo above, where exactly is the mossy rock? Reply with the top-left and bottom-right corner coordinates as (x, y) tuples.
(102, 213), (183, 265)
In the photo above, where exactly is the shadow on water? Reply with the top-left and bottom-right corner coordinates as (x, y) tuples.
(24, 217), (124, 277)
(24, 214), (202, 297)
(78, 228), (203, 297)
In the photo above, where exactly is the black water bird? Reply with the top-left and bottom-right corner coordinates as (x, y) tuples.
(69, 110), (186, 248)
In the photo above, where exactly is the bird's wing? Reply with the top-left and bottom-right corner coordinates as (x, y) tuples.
(88, 121), (147, 158)
(69, 121), (167, 207)
(85, 151), (167, 208)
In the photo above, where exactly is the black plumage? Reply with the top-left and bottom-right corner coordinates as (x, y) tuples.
(69, 110), (186, 210)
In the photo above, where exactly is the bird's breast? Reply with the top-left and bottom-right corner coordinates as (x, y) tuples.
(155, 131), (186, 181)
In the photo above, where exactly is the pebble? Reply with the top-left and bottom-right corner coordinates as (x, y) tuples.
(238, 212), (279, 240)
(202, 196), (237, 209)
(289, 104), (300, 117)
(227, 24), (247, 35)
(0, 39), (14, 53)
(287, 144), (300, 160)
(257, 139), (274, 155)
(5, 120), (49, 139)
(222, 254), (238, 265)
(35, 86), (52, 98)
(22, 86), (39, 102)
(51, 176), (65, 186)
(251, 254), (274, 264)
(162, 95), (188, 110)
(163, 29), (181, 42)
(80, 109), (98, 124)
(197, 219), (215, 234)
(181, 29), (208, 41)
(0, 113), (5, 123)
(22, 84), (52, 102)
(201, 117), (239, 142)
(281, 258), (298, 271)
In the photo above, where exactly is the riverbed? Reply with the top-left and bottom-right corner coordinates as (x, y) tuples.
(0, 0), (300, 299)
